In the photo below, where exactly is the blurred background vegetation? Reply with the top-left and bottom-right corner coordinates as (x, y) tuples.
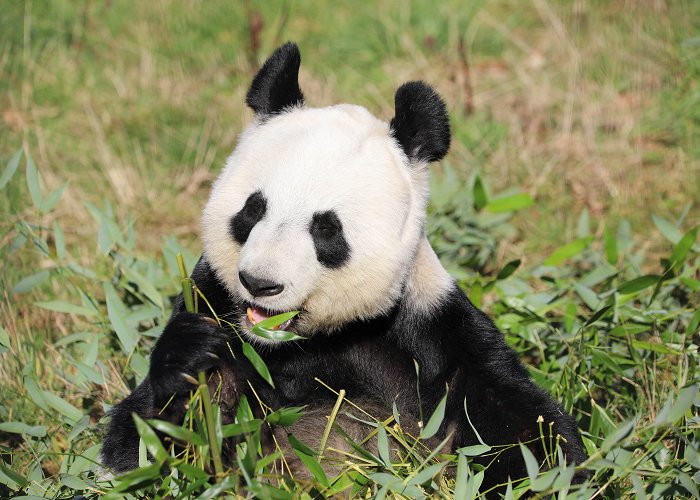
(1, 0), (698, 497)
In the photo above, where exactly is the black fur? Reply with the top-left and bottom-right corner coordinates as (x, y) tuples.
(103, 257), (587, 492)
(246, 42), (304, 117)
(390, 81), (451, 163)
(230, 191), (267, 244)
(309, 210), (350, 268)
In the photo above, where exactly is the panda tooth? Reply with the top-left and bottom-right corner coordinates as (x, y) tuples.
(246, 307), (254, 324)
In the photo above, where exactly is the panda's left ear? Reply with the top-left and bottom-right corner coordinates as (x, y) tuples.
(390, 81), (451, 163)
(246, 42), (305, 117)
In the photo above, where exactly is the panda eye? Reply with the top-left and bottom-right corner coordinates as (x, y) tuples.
(310, 210), (350, 268)
(230, 191), (267, 245)
(310, 212), (341, 239)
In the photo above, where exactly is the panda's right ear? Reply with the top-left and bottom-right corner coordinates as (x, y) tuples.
(390, 81), (451, 163)
(246, 42), (305, 117)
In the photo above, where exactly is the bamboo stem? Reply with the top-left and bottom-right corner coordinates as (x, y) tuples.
(198, 371), (224, 477)
(318, 388), (345, 461)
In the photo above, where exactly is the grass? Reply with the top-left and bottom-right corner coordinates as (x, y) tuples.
(1, 0), (699, 498)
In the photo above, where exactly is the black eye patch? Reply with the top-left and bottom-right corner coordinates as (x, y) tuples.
(230, 191), (267, 244)
(310, 211), (350, 268)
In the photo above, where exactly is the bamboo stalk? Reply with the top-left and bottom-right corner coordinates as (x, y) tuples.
(198, 371), (224, 477)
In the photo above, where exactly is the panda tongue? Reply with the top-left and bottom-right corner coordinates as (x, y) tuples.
(247, 306), (270, 325)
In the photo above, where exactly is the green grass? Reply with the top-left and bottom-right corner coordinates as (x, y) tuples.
(1, 0), (699, 498)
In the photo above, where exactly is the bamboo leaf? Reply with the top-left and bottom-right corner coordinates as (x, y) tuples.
(42, 391), (83, 423)
(670, 226), (698, 266)
(496, 259), (521, 280)
(242, 342), (274, 388)
(485, 193), (533, 213)
(519, 442), (539, 482)
(473, 175), (488, 210)
(457, 444), (492, 456)
(12, 269), (50, 294)
(0, 149), (22, 189)
(146, 419), (206, 446)
(618, 275), (660, 295)
(25, 153), (43, 208)
(377, 426), (393, 470)
(0, 422), (47, 437)
(132, 414), (169, 464)
(420, 391), (447, 440)
(544, 237), (593, 266)
(104, 282), (138, 353)
(652, 214), (682, 244)
(604, 225), (618, 264)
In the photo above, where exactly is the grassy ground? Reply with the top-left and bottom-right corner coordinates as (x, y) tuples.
(1, 0), (699, 498)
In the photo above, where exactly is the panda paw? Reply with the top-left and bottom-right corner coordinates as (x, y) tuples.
(149, 312), (234, 406)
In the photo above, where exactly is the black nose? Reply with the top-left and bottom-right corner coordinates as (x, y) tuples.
(239, 271), (284, 297)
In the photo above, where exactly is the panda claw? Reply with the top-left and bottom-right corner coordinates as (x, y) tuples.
(206, 352), (221, 361)
(181, 372), (199, 385)
(201, 316), (219, 326)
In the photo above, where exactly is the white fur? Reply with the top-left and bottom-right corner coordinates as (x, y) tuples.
(202, 104), (451, 343)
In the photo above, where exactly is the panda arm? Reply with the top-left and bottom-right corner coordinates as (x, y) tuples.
(393, 284), (586, 475)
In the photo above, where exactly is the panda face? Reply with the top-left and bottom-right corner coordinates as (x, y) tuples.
(202, 105), (429, 343)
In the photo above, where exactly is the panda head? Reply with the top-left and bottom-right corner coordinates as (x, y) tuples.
(202, 42), (450, 344)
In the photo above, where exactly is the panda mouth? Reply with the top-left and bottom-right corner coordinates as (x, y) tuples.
(244, 304), (296, 331)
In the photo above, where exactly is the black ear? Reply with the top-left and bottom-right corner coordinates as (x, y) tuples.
(390, 81), (451, 163)
(246, 42), (305, 116)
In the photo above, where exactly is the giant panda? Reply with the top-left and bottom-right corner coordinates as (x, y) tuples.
(101, 42), (587, 492)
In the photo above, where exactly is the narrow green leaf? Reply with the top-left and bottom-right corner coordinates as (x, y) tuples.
(12, 269), (50, 294)
(60, 474), (89, 491)
(518, 442), (539, 481)
(408, 461), (446, 486)
(41, 183), (67, 213)
(670, 226), (698, 266)
(544, 237), (593, 266)
(54, 221), (65, 259)
(473, 175), (488, 210)
(132, 414), (169, 465)
(292, 448), (330, 487)
(0, 325), (9, 349)
(601, 417), (636, 450)
(147, 419), (206, 445)
(251, 311), (298, 330)
(469, 280), (483, 309)
(677, 470), (700, 498)
(265, 406), (304, 426)
(688, 308), (700, 335)
(584, 305), (612, 326)
(484, 193), (533, 213)
(377, 426), (393, 470)
(0, 461), (29, 489)
(104, 282), (138, 353)
(667, 384), (699, 423)
(603, 226), (618, 265)
(242, 342), (274, 388)
(496, 259), (521, 280)
(577, 208), (590, 237)
(618, 275), (660, 295)
(23, 376), (49, 412)
(42, 391), (83, 423)
(25, 153), (43, 208)
(454, 453), (469, 499)
(420, 391), (447, 440)
(287, 433), (317, 457)
(0, 422), (47, 437)
(652, 214), (682, 243)
(457, 444), (492, 456)
(0, 149), (23, 189)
